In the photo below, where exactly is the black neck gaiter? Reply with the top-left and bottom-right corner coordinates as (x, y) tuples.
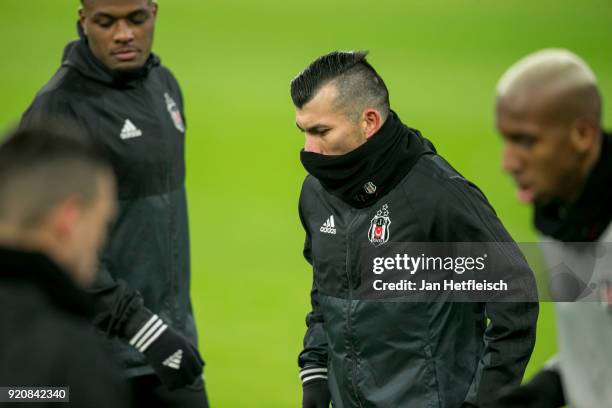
(535, 132), (612, 242)
(300, 111), (434, 208)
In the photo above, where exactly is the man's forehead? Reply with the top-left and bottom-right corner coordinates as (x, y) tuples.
(296, 83), (340, 124)
(295, 109), (332, 130)
(496, 94), (568, 140)
(497, 90), (553, 122)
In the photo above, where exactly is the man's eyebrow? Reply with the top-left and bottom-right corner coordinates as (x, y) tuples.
(92, 8), (148, 19)
(128, 8), (149, 17)
(296, 123), (330, 133)
(92, 11), (115, 19)
(506, 131), (537, 141)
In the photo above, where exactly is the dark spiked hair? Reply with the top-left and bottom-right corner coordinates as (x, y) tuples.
(290, 50), (390, 119)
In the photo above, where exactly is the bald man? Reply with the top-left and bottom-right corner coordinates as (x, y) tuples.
(493, 49), (612, 408)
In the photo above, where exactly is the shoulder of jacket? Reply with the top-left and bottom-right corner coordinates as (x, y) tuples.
(299, 175), (332, 218)
(411, 154), (464, 184)
(22, 86), (76, 125)
(299, 175), (328, 202)
(156, 63), (175, 78)
(31, 88), (70, 108)
(301, 174), (319, 191)
(36, 66), (82, 100)
(27, 70), (88, 117)
(400, 154), (490, 212)
(155, 64), (181, 88)
(299, 174), (322, 194)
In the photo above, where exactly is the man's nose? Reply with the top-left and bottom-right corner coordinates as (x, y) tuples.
(304, 135), (322, 154)
(501, 143), (521, 174)
(114, 19), (135, 43)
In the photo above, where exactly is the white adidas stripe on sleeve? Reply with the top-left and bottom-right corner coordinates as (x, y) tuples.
(129, 314), (159, 346)
(299, 367), (328, 384)
(140, 324), (168, 353)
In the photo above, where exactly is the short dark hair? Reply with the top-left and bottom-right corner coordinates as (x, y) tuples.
(290, 50), (390, 119)
(0, 120), (111, 228)
(80, 0), (153, 5)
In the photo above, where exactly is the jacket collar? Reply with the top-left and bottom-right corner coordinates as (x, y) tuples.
(61, 22), (160, 87)
(535, 131), (612, 241)
(0, 247), (94, 318)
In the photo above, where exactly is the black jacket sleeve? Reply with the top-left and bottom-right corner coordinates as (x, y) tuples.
(88, 263), (154, 339)
(297, 196), (329, 377)
(432, 176), (539, 407)
(20, 90), (153, 341)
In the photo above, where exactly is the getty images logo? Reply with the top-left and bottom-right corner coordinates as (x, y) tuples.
(320, 215), (337, 235)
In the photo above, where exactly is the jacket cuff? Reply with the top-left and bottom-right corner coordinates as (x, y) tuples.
(122, 306), (155, 341)
(299, 366), (328, 384)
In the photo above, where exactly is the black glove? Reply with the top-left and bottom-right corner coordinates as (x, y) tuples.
(128, 313), (204, 390)
(486, 369), (565, 408)
(302, 376), (331, 408)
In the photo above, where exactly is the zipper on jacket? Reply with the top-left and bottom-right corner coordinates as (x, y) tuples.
(345, 210), (365, 408)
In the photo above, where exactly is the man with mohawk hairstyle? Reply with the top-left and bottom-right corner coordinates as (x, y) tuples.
(493, 49), (612, 408)
(290, 50), (538, 408)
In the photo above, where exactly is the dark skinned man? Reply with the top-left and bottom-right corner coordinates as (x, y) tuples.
(21, 1), (208, 406)
(492, 48), (612, 408)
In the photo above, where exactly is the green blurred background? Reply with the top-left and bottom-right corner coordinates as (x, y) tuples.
(1, 0), (611, 406)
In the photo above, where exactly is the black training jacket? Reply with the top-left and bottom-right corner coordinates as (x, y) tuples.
(297, 112), (538, 407)
(20, 35), (198, 377)
(0, 248), (130, 407)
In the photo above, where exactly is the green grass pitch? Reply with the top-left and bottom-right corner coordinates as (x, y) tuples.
(1, 1), (611, 406)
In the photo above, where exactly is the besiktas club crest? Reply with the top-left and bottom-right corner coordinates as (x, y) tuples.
(164, 93), (185, 133)
(368, 204), (391, 246)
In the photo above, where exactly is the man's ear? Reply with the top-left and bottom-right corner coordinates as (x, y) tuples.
(151, 1), (159, 17)
(78, 7), (88, 36)
(571, 116), (600, 154)
(363, 109), (383, 139)
(48, 198), (81, 245)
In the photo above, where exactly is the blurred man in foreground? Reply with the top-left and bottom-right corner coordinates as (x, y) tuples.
(291, 50), (538, 408)
(21, 0), (207, 405)
(0, 124), (128, 407)
(495, 48), (612, 407)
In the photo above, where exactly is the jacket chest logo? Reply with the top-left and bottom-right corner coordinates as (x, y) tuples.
(368, 204), (391, 246)
(165, 93), (185, 133)
(320, 215), (337, 235)
(120, 119), (143, 140)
